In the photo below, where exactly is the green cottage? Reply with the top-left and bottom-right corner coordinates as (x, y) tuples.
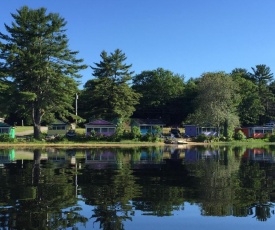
(47, 119), (72, 136)
(0, 122), (14, 138)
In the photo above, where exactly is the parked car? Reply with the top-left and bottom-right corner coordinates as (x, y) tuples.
(66, 130), (76, 137)
(170, 128), (181, 138)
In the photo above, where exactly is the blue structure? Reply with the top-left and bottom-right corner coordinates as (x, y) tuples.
(131, 118), (165, 135)
(0, 122), (14, 138)
(184, 125), (217, 137)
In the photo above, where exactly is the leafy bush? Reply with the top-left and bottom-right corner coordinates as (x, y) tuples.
(130, 126), (141, 140)
(141, 133), (159, 142)
(195, 134), (208, 142)
(0, 134), (17, 142)
(234, 130), (246, 141)
(269, 134), (275, 142)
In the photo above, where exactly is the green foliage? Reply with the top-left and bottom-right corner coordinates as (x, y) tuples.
(249, 64), (273, 86)
(141, 133), (159, 142)
(81, 49), (141, 120)
(234, 130), (246, 141)
(132, 68), (185, 124)
(187, 72), (240, 134)
(152, 125), (162, 135)
(130, 126), (141, 140)
(0, 134), (16, 142)
(195, 134), (208, 142)
(231, 69), (264, 126)
(0, 6), (86, 139)
(246, 65), (274, 124)
(269, 134), (275, 142)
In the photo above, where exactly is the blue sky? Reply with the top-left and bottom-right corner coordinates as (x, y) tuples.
(1, 0), (275, 87)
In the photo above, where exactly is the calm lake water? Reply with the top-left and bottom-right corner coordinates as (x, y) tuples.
(1, 144), (275, 229)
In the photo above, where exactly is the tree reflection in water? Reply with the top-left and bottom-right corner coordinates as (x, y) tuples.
(1, 146), (275, 229)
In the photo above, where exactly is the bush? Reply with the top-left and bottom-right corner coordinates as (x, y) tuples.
(140, 133), (159, 142)
(269, 134), (275, 142)
(130, 126), (141, 140)
(0, 134), (17, 142)
(196, 134), (208, 142)
(234, 130), (246, 141)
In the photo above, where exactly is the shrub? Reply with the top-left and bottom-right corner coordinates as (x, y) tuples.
(0, 134), (16, 142)
(234, 130), (246, 141)
(130, 126), (141, 140)
(196, 134), (208, 142)
(141, 133), (159, 142)
(269, 134), (275, 142)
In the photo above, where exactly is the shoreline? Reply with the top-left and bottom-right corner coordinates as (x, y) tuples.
(0, 141), (209, 148)
(0, 140), (274, 148)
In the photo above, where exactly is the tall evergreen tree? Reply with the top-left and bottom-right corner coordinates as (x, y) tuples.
(0, 6), (86, 139)
(231, 68), (263, 126)
(85, 49), (141, 120)
(248, 65), (274, 124)
(249, 64), (273, 87)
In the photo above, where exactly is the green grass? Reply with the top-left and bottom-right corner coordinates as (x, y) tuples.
(15, 126), (85, 135)
(15, 126), (33, 132)
(75, 128), (85, 134)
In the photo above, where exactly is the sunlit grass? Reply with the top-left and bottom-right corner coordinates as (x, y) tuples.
(15, 126), (33, 132)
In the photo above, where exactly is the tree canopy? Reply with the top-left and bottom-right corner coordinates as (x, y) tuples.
(0, 6), (86, 138)
(186, 72), (240, 137)
(79, 49), (141, 121)
(132, 68), (185, 124)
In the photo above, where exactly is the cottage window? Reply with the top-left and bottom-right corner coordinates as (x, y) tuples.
(102, 128), (108, 132)
(109, 128), (115, 132)
(255, 129), (263, 133)
(93, 128), (100, 133)
(0, 128), (9, 133)
(264, 130), (272, 133)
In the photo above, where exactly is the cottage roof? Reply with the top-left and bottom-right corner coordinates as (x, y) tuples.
(0, 122), (11, 127)
(85, 119), (116, 126)
(51, 119), (69, 125)
(132, 118), (165, 126)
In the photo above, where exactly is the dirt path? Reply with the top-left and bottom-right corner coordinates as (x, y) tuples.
(16, 127), (48, 136)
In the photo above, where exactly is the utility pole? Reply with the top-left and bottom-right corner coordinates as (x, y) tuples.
(75, 93), (78, 126)
(75, 93), (78, 116)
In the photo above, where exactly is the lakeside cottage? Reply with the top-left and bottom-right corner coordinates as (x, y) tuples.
(85, 119), (116, 136)
(131, 118), (165, 135)
(0, 122), (15, 138)
(235, 126), (273, 139)
(47, 119), (72, 136)
(184, 125), (218, 137)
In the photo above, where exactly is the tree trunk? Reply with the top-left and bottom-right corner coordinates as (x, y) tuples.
(223, 119), (229, 138)
(32, 105), (42, 140)
(33, 123), (41, 140)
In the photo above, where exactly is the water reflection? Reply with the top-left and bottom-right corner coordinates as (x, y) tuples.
(0, 145), (275, 229)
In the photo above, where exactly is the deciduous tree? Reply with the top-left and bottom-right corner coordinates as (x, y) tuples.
(186, 72), (239, 137)
(132, 68), (185, 124)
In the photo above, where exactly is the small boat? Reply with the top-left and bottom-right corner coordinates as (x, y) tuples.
(164, 138), (187, 145)
(177, 140), (187, 145)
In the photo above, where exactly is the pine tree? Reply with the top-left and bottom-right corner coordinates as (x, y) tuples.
(82, 49), (140, 120)
(0, 6), (86, 139)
